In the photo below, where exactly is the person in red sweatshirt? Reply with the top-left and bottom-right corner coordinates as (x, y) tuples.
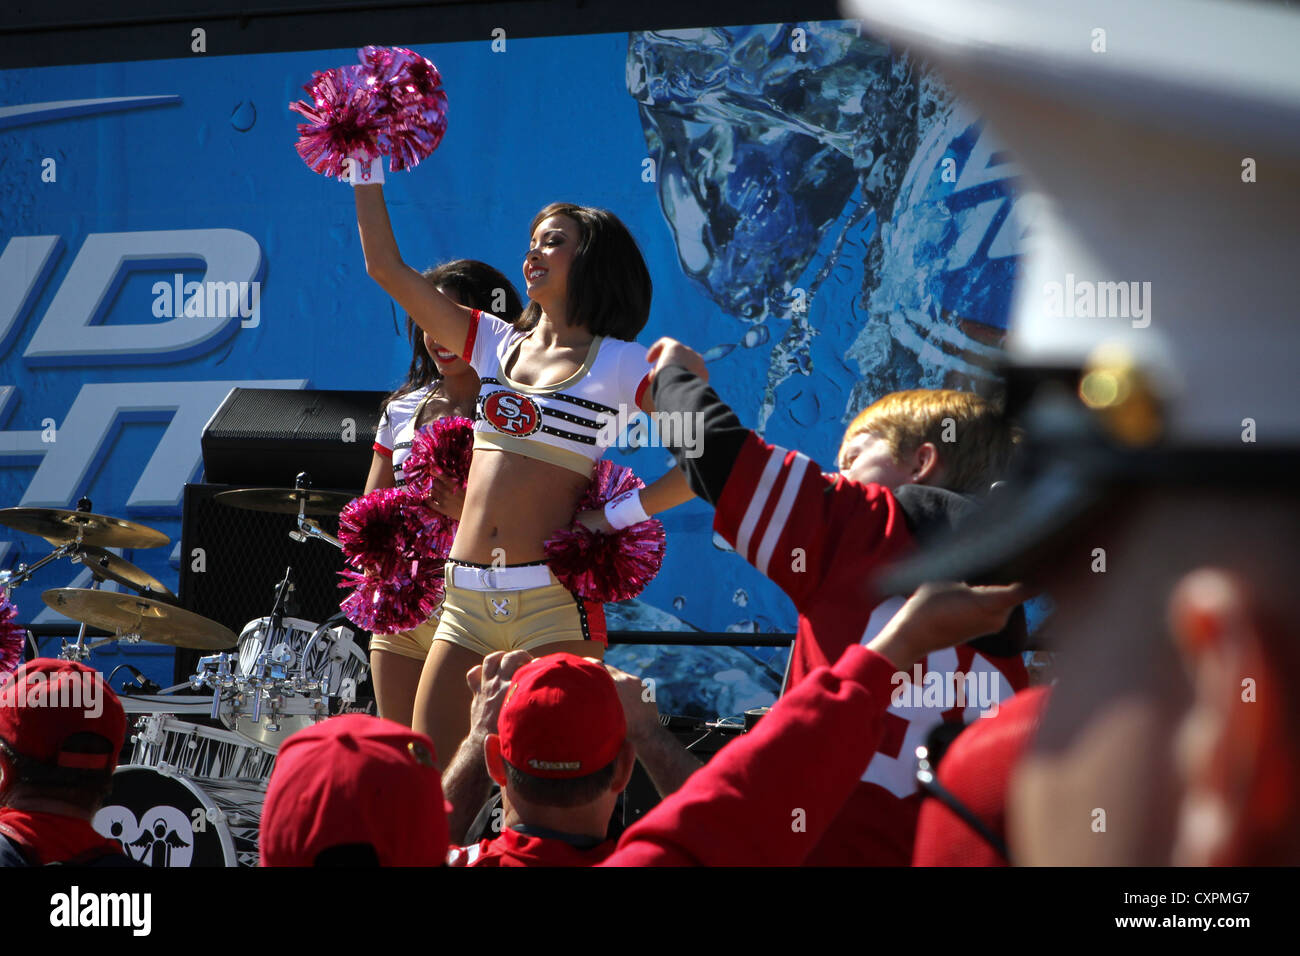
(0, 659), (139, 868)
(635, 340), (1029, 864)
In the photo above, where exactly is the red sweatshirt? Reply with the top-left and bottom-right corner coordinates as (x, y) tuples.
(0, 808), (128, 866)
(601, 645), (898, 866)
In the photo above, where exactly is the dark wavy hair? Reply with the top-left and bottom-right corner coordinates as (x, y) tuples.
(520, 202), (652, 341)
(384, 259), (524, 409)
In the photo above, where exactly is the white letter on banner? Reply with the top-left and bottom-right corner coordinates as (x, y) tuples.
(24, 230), (262, 362)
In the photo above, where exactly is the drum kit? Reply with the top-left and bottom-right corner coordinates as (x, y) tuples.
(1, 475), (363, 867)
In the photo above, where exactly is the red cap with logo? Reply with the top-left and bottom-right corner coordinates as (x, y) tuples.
(259, 714), (451, 867)
(0, 658), (125, 772)
(498, 653), (626, 780)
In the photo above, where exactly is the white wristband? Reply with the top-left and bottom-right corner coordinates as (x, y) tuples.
(604, 490), (650, 530)
(345, 155), (385, 185)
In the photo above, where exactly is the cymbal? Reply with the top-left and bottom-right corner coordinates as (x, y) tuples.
(0, 507), (169, 550)
(214, 488), (353, 516)
(72, 546), (177, 600)
(41, 588), (237, 650)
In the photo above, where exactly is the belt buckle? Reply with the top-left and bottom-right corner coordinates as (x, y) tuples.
(478, 566), (496, 590)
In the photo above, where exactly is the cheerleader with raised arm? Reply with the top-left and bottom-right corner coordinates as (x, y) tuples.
(293, 46), (694, 767)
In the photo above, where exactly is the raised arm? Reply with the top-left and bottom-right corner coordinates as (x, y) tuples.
(353, 183), (473, 354)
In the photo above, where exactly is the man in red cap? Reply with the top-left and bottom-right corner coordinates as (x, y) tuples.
(446, 653), (639, 867)
(0, 658), (139, 867)
(260, 713), (450, 866)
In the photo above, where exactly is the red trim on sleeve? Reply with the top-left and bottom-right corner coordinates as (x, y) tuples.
(633, 372), (651, 410)
(461, 310), (481, 363)
(372, 442), (393, 458)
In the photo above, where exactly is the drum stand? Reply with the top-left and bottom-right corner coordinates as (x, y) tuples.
(288, 472), (342, 550)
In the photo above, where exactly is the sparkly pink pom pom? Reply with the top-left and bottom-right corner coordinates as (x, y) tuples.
(337, 488), (457, 633)
(545, 461), (666, 602)
(338, 487), (415, 581)
(403, 416), (474, 499)
(338, 556), (445, 634)
(358, 46), (448, 172)
(1, 596), (25, 676)
(289, 65), (384, 178)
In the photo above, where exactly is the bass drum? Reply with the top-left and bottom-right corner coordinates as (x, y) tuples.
(93, 766), (268, 867)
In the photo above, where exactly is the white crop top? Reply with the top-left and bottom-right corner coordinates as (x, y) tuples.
(461, 309), (651, 477)
(372, 385), (435, 487)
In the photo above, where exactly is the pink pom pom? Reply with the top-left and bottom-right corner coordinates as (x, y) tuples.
(403, 416), (474, 499)
(358, 46), (448, 172)
(544, 461), (666, 602)
(289, 65), (384, 178)
(338, 487), (416, 580)
(338, 556), (446, 634)
(337, 488), (457, 633)
(1, 597), (25, 677)
(545, 520), (666, 603)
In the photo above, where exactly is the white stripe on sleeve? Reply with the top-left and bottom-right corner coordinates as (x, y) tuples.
(754, 452), (812, 576)
(734, 444), (789, 563)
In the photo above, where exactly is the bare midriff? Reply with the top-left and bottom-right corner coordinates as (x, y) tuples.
(449, 446), (590, 565)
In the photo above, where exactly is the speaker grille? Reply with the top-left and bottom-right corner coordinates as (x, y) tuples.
(175, 483), (354, 682)
(201, 387), (386, 487)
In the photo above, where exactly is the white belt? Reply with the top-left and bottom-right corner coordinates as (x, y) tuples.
(450, 564), (553, 591)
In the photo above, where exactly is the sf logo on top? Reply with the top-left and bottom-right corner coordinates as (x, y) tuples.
(483, 392), (542, 435)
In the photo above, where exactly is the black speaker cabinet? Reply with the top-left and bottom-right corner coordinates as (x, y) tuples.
(201, 387), (387, 489)
(174, 483), (355, 683)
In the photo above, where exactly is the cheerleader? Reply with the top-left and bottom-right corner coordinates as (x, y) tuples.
(354, 179), (695, 765)
(363, 260), (523, 727)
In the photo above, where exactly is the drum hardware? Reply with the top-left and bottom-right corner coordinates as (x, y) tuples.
(287, 472), (343, 550)
(189, 613), (367, 749)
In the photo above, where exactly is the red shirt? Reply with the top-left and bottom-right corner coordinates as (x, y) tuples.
(0, 808), (127, 866)
(709, 433), (1028, 865)
(447, 826), (616, 867)
(602, 644), (899, 866)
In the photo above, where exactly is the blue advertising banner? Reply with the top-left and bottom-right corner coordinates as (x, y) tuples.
(1, 21), (1022, 716)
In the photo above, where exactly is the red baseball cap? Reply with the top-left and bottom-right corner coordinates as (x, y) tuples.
(0, 658), (125, 772)
(260, 714), (451, 867)
(498, 654), (626, 780)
